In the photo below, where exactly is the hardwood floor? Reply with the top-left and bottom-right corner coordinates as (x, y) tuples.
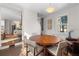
(0, 45), (24, 56)
(0, 45), (54, 56)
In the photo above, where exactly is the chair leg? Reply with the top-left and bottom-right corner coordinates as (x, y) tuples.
(61, 49), (63, 56)
(26, 44), (29, 56)
(34, 48), (36, 56)
(61, 47), (69, 56)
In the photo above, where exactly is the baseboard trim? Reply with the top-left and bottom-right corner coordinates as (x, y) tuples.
(0, 42), (22, 50)
(0, 46), (9, 50)
(15, 42), (22, 46)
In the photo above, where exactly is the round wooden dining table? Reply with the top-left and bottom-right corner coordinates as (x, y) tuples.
(30, 35), (61, 56)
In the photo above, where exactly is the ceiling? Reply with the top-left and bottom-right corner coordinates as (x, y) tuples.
(15, 3), (69, 17)
(0, 3), (22, 20)
(0, 3), (75, 19)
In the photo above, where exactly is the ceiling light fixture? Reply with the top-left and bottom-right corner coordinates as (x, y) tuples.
(46, 4), (55, 13)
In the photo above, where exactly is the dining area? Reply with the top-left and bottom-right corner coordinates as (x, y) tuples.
(23, 34), (71, 56)
(0, 3), (79, 56)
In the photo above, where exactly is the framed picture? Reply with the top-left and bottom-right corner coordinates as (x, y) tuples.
(48, 19), (52, 30)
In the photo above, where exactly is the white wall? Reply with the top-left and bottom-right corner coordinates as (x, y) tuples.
(44, 4), (79, 40)
(22, 9), (41, 39)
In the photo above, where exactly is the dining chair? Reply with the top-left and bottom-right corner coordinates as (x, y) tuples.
(26, 39), (43, 56)
(48, 41), (69, 56)
(23, 33), (43, 56)
(56, 41), (69, 56)
(25, 39), (37, 56)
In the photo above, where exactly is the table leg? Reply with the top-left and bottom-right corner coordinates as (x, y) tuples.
(36, 47), (52, 56)
(36, 48), (44, 56)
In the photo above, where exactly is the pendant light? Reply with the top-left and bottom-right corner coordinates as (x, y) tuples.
(46, 3), (55, 13)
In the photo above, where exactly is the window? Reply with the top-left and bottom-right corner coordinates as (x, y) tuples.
(60, 16), (68, 32)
